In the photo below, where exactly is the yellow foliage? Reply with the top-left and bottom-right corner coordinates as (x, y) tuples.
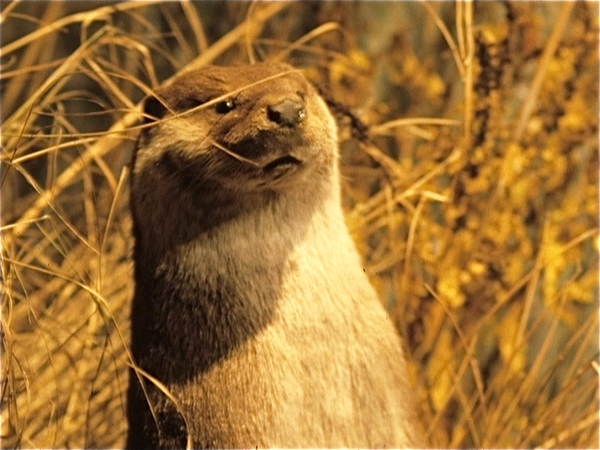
(330, 49), (371, 87)
(426, 327), (455, 412)
(496, 303), (526, 374)
(567, 271), (597, 304)
(437, 266), (466, 308)
(501, 143), (527, 186)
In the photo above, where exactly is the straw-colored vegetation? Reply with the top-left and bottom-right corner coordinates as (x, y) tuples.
(1, 1), (598, 448)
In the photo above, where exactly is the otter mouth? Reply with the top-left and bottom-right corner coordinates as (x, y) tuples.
(262, 154), (303, 172)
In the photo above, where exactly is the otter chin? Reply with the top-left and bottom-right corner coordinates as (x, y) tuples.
(127, 62), (425, 449)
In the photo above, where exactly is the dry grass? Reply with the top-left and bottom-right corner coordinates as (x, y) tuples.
(1, 1), (598, 448)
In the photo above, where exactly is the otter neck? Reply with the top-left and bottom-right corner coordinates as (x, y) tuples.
(132, 149), (338, 265)
(130, 170), (344, 380)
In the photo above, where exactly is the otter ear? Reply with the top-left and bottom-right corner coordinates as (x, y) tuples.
(142, 95), (167, 124)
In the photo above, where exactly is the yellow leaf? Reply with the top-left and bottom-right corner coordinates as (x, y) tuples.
(426, 327), (455, 412)
(426, 74), (446, 98)
(496, 303), (526, 374)
(502, 143), (525, 185)
(437, 266), (466, 308)
(468, 260), (487, 276)
(567, 270), (599, 304)
(348, 49), (371, 71)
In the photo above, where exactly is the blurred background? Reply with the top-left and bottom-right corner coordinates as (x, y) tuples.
(1, 1), (598, 448)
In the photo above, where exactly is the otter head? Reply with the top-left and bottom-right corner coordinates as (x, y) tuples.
(130, 62), (339, 253)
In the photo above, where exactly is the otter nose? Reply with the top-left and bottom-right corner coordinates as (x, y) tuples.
(267, 98), (306, 127)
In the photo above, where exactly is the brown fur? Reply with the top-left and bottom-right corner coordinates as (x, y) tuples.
(127, 62), (425, 448)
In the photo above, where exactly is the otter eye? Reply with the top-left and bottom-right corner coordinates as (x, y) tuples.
(215, 98), (235, 114)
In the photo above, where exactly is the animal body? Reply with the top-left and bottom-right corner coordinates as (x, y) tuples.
(127, 62), (424, 448)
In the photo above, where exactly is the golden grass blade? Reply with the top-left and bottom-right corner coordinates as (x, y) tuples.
(2, 26), (108, 137)
(455, 1), (466, 61)
(100, 166), (129, 255)
(539, 411), (599, 449)
(0, 1), (161, 56)
(462, 0), (474, 147)
(4, 2), (289, 244)
(1, 2), (63, 116)
(419, 0), (465, 78)
(271, 22), (342, 63)
(514, 1), (575, 141)
(370, 117), (460, 135)
(0, 0), (21, 24)
(10, 164), (97, 254)
(515, 222), (545, 347)
(183, 2), (289, 74)
(180, 0), (208, 54)
(159, 3), (194, 62)
(423, 283), (483, 446)
(126, 362), (194, 450)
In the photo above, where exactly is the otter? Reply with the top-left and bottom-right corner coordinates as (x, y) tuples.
(127, 62), (424, 448)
